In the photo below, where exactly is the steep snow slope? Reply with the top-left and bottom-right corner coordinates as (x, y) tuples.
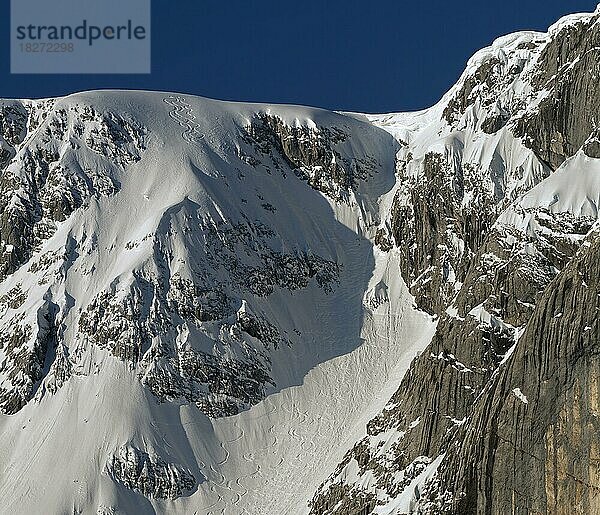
(312, 5), (600, 514)
(0, 90), (435, 514)
(2, 6), (600, 515)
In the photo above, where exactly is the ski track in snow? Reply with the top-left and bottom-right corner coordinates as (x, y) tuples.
(0, 91), (437, 515)
(151, 107), (408, 513)
(176, 240), (432, 515)
(163, 96), (206, 144)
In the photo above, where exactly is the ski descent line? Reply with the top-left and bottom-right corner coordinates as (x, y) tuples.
(163, 95), (206, 144)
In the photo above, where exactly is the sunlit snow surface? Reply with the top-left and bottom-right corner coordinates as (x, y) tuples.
(0, 90), (435, 514)
(1, 6), (600, 514)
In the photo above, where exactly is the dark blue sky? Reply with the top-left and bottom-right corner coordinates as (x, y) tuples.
(2, 0), (598, 112)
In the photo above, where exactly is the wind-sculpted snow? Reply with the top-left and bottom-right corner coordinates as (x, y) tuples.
(0, 92), (390, 420)
(0, 88), (418, 514)
(2, 7), (600, 514)
(312, 6), (600, 514)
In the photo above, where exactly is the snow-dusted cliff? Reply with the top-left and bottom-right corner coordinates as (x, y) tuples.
(0, 90), (437, 514)
(312, 6), (600, 514)
(0, 5), (599, 515)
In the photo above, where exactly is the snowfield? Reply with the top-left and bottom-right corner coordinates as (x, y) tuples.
(1, 6), (600, 514)
(0, 90), (436, 514)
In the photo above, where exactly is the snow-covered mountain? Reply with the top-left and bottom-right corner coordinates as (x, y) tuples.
(0, 5), (599, 515)
(312, 6), (600, 515)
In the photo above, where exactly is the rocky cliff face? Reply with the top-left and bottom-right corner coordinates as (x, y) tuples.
(311, 6), (600, 514)
(428, 225), (600, 514)
(0, 89), (401, 513)
(1, 7), (599, 515)
(515, 11), (600, 167)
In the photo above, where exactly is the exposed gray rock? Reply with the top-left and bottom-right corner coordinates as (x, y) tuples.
(242, 113), (380, 201)
(390, 152), (507, 314)
(514, 12), (600, 168)
(0, 299), (57, 414)
(422, 228), (600, 514)
(107, 444), (196, 500)
(0, 101), (28, 171)
(313, 201), (596, 513)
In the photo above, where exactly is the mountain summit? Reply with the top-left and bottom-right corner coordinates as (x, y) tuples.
(1, 6), (599, 515)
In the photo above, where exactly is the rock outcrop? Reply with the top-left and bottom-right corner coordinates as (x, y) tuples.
(311, 7), (600, 514)
(420, 226), (600, 514)
(107, 444), (196, 500)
